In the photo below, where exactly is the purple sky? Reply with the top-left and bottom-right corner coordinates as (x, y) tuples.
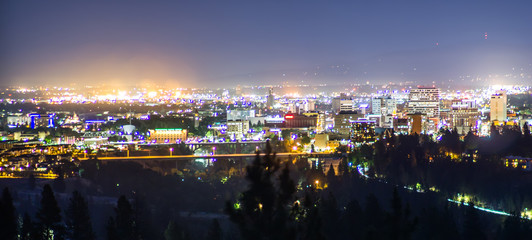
(1, 0), (532, 88)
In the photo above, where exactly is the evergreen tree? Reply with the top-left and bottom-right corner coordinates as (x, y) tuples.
(415, 205), (460, 240)
(205, 219), (222, 240)
(36, 184), (65, 240)
(106, 217), (119, 240)
(0, 187), (18, 240)
(490, 122), (499, 139)
(341, 199), (363, 239)
(523, 123), (530, 138)
(301, 204), (326, 240)
(498, 211), (531, 240)
(385, 188), (416, 240)
(164, 220), (188, 240)
(462, 201), (486, 240)
(337, 157), (349, 176)
(326, 163), (336, 185)
(133, 193), (156, 240)
(114, 195), (136, 240)
(66, 191), (95, 240)
(20, 213), (34, 240)
(363, 194), (384, 240)
(226, 141), (297, 240)
(319, 192), (340, 239)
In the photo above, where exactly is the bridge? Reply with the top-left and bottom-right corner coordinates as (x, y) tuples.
(79, 152), (334, 161)
(137, 140), (267, 154)
(79, 152), (337, 175)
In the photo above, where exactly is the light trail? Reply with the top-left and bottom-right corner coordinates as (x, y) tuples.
(447, 199), (532, 219)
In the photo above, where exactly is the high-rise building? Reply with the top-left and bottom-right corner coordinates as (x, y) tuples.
(490, 91), (507, 122)
(449, 99), (479, 134)
(227, 109), (256, 121)
(283, 113), (318, 129)
(407, 86), (440, 118)
(371, 96), (397, 127)
(332, 94), (354, 113)
(266, 87), (275, 110)
(226, 120), (250, 140)
(371, 96), (396, 115)
(302, 111), (325, 132)
(351, 119), (377, 143)
(334, 111), (364, 136)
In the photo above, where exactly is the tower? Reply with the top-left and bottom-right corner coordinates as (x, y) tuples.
(490, 90), (507, 122)
(266, 87), (275, 110)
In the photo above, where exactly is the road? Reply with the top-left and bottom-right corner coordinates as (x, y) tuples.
(79, 152), (335, 161)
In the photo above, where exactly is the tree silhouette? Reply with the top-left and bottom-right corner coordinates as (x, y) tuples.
(498, 211), (532, 240)
(36, 184), (65, 240)
(386, 188), (416, 240)
(205, 219), (222, 240)
(326, 163), (336, 185)
(164, 220), (188, 240)
(462, 201), (486, 240)
(363, 193), (384, 240)
(0, 187), (18, 240)
(106, 217), (118, 240)
(226, 141), (297, 240)
(66, 191), (95, 240)
(115, 195), (136, 240)
(20, 213), (34, 240)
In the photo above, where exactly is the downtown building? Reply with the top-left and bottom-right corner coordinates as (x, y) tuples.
(406, 86), (440, 134)
(148, 128), (188, 143)
(448, 99), (480, 134)
(490, 90), (507, 123)
(371, 96), (397, 128)
(407, 86), (440, 118)
(333, 111), (364, 136)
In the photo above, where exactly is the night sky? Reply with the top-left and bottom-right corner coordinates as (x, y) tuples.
(1, 0), (532, 88)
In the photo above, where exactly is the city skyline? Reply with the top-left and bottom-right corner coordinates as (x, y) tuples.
(2, 1), (532, 88)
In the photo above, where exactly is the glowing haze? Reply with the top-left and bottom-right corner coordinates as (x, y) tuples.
(1, 0), (532, 88)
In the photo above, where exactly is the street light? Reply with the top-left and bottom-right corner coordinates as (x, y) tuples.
(169, 148), (173, 156)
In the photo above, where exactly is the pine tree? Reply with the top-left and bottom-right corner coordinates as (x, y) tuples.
(0, 187), (18, 240)
(226, 141), (297, 240)
(523, 123), (531, 138)
(388, 187), (403, 240)
(164, 220), (188, 240)
(66, 191), (95, 240)
(341, 199), (363, 239)
(490, 122), (499, 139)
(36, 184), (65, 240)
(205, 219), (222, 240)
(363, 194), (384, 240)
(462, 201), (486, 240)
(20, 213), (34, 240)
(326, 163), (336, 187)
(106, 217), (119, 240)
(337, 157), (349, 176)
(114, 195), (136, 240)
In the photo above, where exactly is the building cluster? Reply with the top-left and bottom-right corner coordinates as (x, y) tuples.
(0, 83), (531, 174)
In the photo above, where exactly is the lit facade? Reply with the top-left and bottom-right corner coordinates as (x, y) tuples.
(148, 128), (188, 143)
(350, 120), (376, 143)
(226, 120), (250, 140)
(408, 87), (440, 118)
(490, 91), (507, 122)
